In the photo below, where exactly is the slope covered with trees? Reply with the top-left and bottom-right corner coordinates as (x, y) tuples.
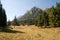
(18, 7), (43, 25)
(36, 2), (60, 27)
(12, 2), (60, 28)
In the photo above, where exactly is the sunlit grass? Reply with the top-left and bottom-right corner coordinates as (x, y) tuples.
(0, 25), (60, 40)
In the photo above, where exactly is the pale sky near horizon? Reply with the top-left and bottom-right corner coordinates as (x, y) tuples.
(1, 0), (60, 21)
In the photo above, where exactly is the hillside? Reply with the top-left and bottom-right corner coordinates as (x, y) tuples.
(17, 7), (43, 25)
(0, 25), (60, 40)
(18, 7), (42, 20)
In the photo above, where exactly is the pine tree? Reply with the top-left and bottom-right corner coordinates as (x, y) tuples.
(0, 1), (7, 28)
(42, 11), (49, 27)
(48, 6), (55, 27)
(55, 3), (60, 27)
(7, 20), (11, 26)
(12, 16), (19, 26)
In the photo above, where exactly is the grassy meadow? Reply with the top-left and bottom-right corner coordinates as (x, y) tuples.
(0, 25), (60, 40)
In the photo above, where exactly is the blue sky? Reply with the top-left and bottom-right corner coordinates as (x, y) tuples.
(1, 0), (60, 21)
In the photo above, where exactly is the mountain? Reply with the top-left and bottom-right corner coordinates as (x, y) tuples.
(17, 6), (43, 25)
(18, 7), (43, 20)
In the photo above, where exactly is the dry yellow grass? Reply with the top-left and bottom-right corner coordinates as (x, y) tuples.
(0, 25), (60, 40)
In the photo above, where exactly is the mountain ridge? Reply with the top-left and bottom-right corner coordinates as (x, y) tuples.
(18, 6), (43, 21)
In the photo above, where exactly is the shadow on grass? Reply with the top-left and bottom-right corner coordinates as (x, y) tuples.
(0, 29), (25, 33)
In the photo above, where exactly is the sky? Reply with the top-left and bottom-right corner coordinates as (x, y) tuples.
(1, 0), (60, 21)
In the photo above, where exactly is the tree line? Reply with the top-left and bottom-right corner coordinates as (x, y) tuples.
(36, 3), (60, 27)
(8, 2), (60, 28)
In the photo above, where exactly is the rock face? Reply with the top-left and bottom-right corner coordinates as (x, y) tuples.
(18, 7), (43, 20)
(0, 1), (7, 27)
(17, 6), (43, 25)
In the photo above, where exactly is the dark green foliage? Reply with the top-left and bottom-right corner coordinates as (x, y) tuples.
(7, 20), (11, 26)
(12, 16), (20, 26)
(46, 3), (60, 27)
(36, 11), (49, 27)
(55, 3), (60, 27)
(42, 11), (49, 27)
(36, 14), (43, 26)
(0, 3), (7, 28)
(48, 6), (55, 27)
